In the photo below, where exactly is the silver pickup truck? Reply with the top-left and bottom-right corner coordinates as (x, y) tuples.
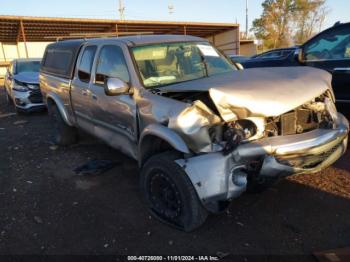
(40, 35), (349, 231)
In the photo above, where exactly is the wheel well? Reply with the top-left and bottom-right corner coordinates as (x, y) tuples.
(140, 135), (182, 167)
(46, 97), (56, 110)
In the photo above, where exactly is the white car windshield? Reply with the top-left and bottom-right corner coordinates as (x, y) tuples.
(16, 61), (41, 74)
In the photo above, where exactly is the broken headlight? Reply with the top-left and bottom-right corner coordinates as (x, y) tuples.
(223, 120), (258, 155)
(226, 120), (258, 141)
(12, 80), (29, 92)
(324, 97), (338, 122)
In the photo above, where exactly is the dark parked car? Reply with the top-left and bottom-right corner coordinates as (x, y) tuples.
(242, 47), (298, 68)
(241, 22), (350, 112)
(228, 55), (250, 64)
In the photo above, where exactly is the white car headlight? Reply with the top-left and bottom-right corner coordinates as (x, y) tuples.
(13, 80), (29, 92)
(27, 84), (39, 90)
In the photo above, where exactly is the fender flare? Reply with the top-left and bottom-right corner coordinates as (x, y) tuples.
(139, 124), (190, 165)
(46, 92), (74, 126)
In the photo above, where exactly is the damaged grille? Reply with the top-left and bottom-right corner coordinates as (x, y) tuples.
(266, 108), (320, 137)
(28, 90), (43, 104)
(281, 112), (297, 136)
(265, 91), (335, 138)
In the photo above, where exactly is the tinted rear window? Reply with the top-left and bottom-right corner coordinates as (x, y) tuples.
(42, 50), (74, 77)
(41, 40), (84, 79)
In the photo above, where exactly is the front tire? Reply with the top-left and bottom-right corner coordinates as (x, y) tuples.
(140, 151), (208, 232)
(49, 104), (77, 146)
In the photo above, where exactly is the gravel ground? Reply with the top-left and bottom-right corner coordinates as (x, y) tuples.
(0, 87), (349, 261)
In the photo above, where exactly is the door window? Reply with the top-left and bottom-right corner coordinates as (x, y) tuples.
(95, 45), (130, 85)
(258, 51), (283, 59)
(304, 25), (350, 61)
(78, 46), (97, 83)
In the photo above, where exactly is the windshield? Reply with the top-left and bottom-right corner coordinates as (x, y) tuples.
(132, 42), (236, 88)
(16, 61), (41, 74)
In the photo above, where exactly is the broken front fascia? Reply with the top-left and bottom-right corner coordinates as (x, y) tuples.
(167, 98), (265, 154)
(167, 88), (338, 154)
(168, 100), (222, 153)
(175, 113), (349, 212)
(167, 98), (267, 153)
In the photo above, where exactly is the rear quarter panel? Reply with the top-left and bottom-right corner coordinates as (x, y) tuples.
(40, 72), (76, 126)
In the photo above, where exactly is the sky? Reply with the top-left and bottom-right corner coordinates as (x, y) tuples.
(0, 0), (349, 32)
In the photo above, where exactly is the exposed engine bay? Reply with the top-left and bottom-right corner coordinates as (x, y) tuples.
(143, 67), (348, 214)
(161, 89), (336, 155)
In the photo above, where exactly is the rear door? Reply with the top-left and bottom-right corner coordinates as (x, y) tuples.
(71, 45), (97, 131)
(302, 24), (350, 111)
(89, 44), (137, 158)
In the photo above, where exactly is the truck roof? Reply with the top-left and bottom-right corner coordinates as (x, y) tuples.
(51, 34), (206, 46)
(98, 34), (206, 46)
(41, 35), (207, 79)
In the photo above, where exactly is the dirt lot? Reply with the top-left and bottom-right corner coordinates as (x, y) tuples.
(0, 87), (350, 261)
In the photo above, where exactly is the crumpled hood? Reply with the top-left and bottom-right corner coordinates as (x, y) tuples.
(162, 67), (332, 120)
(14, 72), (39, 85)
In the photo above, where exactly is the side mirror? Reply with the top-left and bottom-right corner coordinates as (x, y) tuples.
(295, 48), (305, 63)
(104, 77), (130, 96)
(235, 63), (244, 70)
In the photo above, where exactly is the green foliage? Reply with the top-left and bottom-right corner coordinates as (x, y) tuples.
(252, 0), (328, 49)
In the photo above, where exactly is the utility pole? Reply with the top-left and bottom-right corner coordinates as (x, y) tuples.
(245, 0), (249, 38)
(168, 2), (174, 15)
(118, 0), (125, 20)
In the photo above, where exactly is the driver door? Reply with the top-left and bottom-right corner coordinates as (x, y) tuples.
(89, 44), (137, 158)
(302, 24), (350, 112)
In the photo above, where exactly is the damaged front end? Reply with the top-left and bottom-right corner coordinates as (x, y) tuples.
(164, 88), (348, 213)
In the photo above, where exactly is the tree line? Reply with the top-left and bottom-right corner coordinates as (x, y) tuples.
(252, 0), (329, 49)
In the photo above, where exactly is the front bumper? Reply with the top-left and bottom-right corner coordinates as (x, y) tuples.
(11, 89), (45, 111)
(176, 113), (349, 210)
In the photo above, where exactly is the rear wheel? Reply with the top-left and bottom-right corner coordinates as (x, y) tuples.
(140, 151), (208, 232)
(49, 104), (78, 146)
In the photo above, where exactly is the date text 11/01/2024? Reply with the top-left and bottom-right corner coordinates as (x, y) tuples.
(127, 256), (220, 261)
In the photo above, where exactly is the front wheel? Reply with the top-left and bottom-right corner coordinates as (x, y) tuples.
(140, 151), (208, 232)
